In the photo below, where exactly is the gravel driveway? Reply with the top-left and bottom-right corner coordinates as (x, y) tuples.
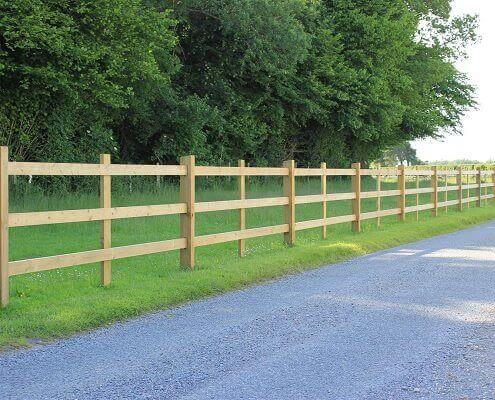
(2, 221), (495, 399)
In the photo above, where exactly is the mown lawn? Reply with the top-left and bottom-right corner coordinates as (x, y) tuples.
(1, 174), (494, 348)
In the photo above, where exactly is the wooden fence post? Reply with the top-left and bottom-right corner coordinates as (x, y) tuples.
(477, 167), (482, 207)
(376, 164), (381, 228)
(180, 155), (195, 268)
(321, 162), (327, 239)
(238, 159), (246, 257)
(444, 170), (448, 212)
(431, 166), (438, 217)
(457, 166), (463, 212)
(493, 167), (495, 204)
(100, 154), (111, 286)
(398, 165), (406, 221)
(467, 169), (471, 209)
(415, 170), (420, 221)
(351, 162), (361, 232)
(0, 146), (8, 307)
(485, 172), (488, 206)
(283, 160), (296, 246)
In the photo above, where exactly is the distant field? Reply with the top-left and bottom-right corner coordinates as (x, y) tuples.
(1, 175), (494, 348)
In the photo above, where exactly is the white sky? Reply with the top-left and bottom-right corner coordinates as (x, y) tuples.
(413, 0), (495, 162)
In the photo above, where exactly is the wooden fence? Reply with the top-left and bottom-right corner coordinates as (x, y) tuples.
(1, 146), (494, 306)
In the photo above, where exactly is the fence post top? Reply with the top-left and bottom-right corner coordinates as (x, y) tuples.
(351, 162), (361, 168)
(180, 155), (195, 163)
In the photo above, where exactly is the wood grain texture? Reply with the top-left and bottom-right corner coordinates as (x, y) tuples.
(0, 147), (8, 306)
(238, 160), (246, 257)
(351, 163), (361, 232)
(100, 154), (111, 286)
(283, 160), (296, 246)
(180, 156), (195, 269)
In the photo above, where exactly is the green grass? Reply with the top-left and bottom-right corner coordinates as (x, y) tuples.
(1, 175), (494, 349)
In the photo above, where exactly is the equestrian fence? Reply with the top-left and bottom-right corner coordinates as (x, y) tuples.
(1, 146), (493, 306)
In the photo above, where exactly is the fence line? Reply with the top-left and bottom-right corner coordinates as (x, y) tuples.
(1, 145), (495, 306)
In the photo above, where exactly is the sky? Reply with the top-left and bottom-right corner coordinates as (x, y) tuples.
(412, 0), (495, 162)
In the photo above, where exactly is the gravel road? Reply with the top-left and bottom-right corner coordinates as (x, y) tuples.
(2, 221), (495, 399)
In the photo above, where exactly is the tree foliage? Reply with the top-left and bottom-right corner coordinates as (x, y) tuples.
(0, 0), (478, 168)
(378, 142), (421, 166)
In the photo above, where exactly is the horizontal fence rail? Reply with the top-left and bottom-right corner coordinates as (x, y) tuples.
(1, 145), (494, 306)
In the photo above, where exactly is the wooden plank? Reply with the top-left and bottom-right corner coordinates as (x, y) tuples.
(437, 185), (459, 192)
(405, 203), (435, 213)
(438, 199), (461, 208)
(326, 214), (357, 225)
(361, 208), (401, 220)
(405, 170), (435, 176)
(9, 238), (187, 276)
(195, 224), (289, 247)
(8, 162), (185, 176)
(351, 162), (361, 232)
(295, 194), (325, 205)
(462, 184), (479, 190)
(326, 169), (356, 176)
(0, 147), (8, 307)
(195, 197), (288, 213)
(431, 166), (438, 217)
(360, 190), (401, 199)
(283, 160), (296, 245)
(481, 194), (495, 200)
(195, 166), (288, 176)
(100, 154), (111, 286)
(9, 203), (186, 227)
(326, 192), (356, 201)
(462, 196), (479, 204)
(398, 165), (405, 221)
(321, 162), (327, 239)
(295, 219), (325, 231)
(436, 170), (458, 176)
(360, 169), (400, 176)
(180, 156), (195, 269)
(238, 160), (246, 257)
(405, 187), (434, 195)
(295, 168), (324, 177)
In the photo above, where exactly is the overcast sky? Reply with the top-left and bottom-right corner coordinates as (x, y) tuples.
(413, 0), (495, 162)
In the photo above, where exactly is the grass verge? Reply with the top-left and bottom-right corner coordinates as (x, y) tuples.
(2, 199), (495, 349)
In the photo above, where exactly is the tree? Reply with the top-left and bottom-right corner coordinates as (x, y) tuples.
(0, 0), (178, 162)
(160, 0), (477, 167)
(0, 0), (478, 172)
(378, 142), (421, 166)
